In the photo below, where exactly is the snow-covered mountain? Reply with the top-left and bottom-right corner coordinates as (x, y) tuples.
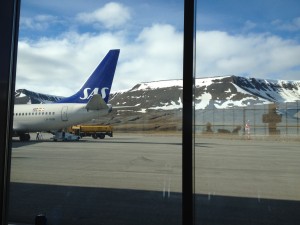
(15, 75), (300, 110)
(109, 75), (300, 111)
(15, 89), (63, 104)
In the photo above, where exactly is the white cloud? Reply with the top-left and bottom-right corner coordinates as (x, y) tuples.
(272, 17), (300, 32)
(17, 31), (125, 96)
(118, 23), (183, 87)
(76, 2), (131, 29)
(20, 14), (59, 30)
(242, 20), (256, 32)
(16, 23), (183, 96)
(196, 31), (300, 80)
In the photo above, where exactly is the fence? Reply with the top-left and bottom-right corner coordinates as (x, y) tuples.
(195, 101), (300, 136)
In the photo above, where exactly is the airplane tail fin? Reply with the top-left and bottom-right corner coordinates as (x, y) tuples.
(57, 49), (120, 104)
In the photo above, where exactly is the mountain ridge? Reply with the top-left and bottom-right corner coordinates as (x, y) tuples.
(15, 75), (300, 110)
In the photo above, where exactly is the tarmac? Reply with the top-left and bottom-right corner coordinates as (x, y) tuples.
(8, 133), (300, 225)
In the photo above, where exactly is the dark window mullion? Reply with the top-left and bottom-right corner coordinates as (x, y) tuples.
(182, 0), (196, 225)
(0, 0), (21, 224)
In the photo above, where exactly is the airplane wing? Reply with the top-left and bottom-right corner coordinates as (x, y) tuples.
(86, 94), (109, 111)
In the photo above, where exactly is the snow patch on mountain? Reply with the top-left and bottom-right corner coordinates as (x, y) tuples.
(130, 80), (182, 91)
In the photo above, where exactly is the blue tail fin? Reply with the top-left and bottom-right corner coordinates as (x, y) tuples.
(57, 49), (120, 104)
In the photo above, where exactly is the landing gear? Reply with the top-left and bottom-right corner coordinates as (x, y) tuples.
(19, 133), (30, 141)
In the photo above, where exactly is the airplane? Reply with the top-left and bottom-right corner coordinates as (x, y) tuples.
(13, 49), (120, 141)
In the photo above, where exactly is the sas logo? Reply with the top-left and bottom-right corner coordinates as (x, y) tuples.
(80, 87), (109, 100)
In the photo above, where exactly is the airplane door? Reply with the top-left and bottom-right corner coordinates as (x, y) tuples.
(61, 106), (68, 121)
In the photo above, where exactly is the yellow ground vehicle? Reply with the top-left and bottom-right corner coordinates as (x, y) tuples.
(70, 125), (113, 139)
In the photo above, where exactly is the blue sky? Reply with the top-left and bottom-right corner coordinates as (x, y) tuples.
(17, 0), (300, 96)
(198, 0), (300, 38)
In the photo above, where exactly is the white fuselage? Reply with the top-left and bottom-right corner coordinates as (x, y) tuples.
(13, 103), (109, 133)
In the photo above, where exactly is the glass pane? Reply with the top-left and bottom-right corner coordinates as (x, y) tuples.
(195, 1), (300, 224)
(9, 1), (183, 224)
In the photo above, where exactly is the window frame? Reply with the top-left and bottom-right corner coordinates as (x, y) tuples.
(0, 0), (196, 224)
(182, 0), (196, 224)
(0, 0), (21, 224)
